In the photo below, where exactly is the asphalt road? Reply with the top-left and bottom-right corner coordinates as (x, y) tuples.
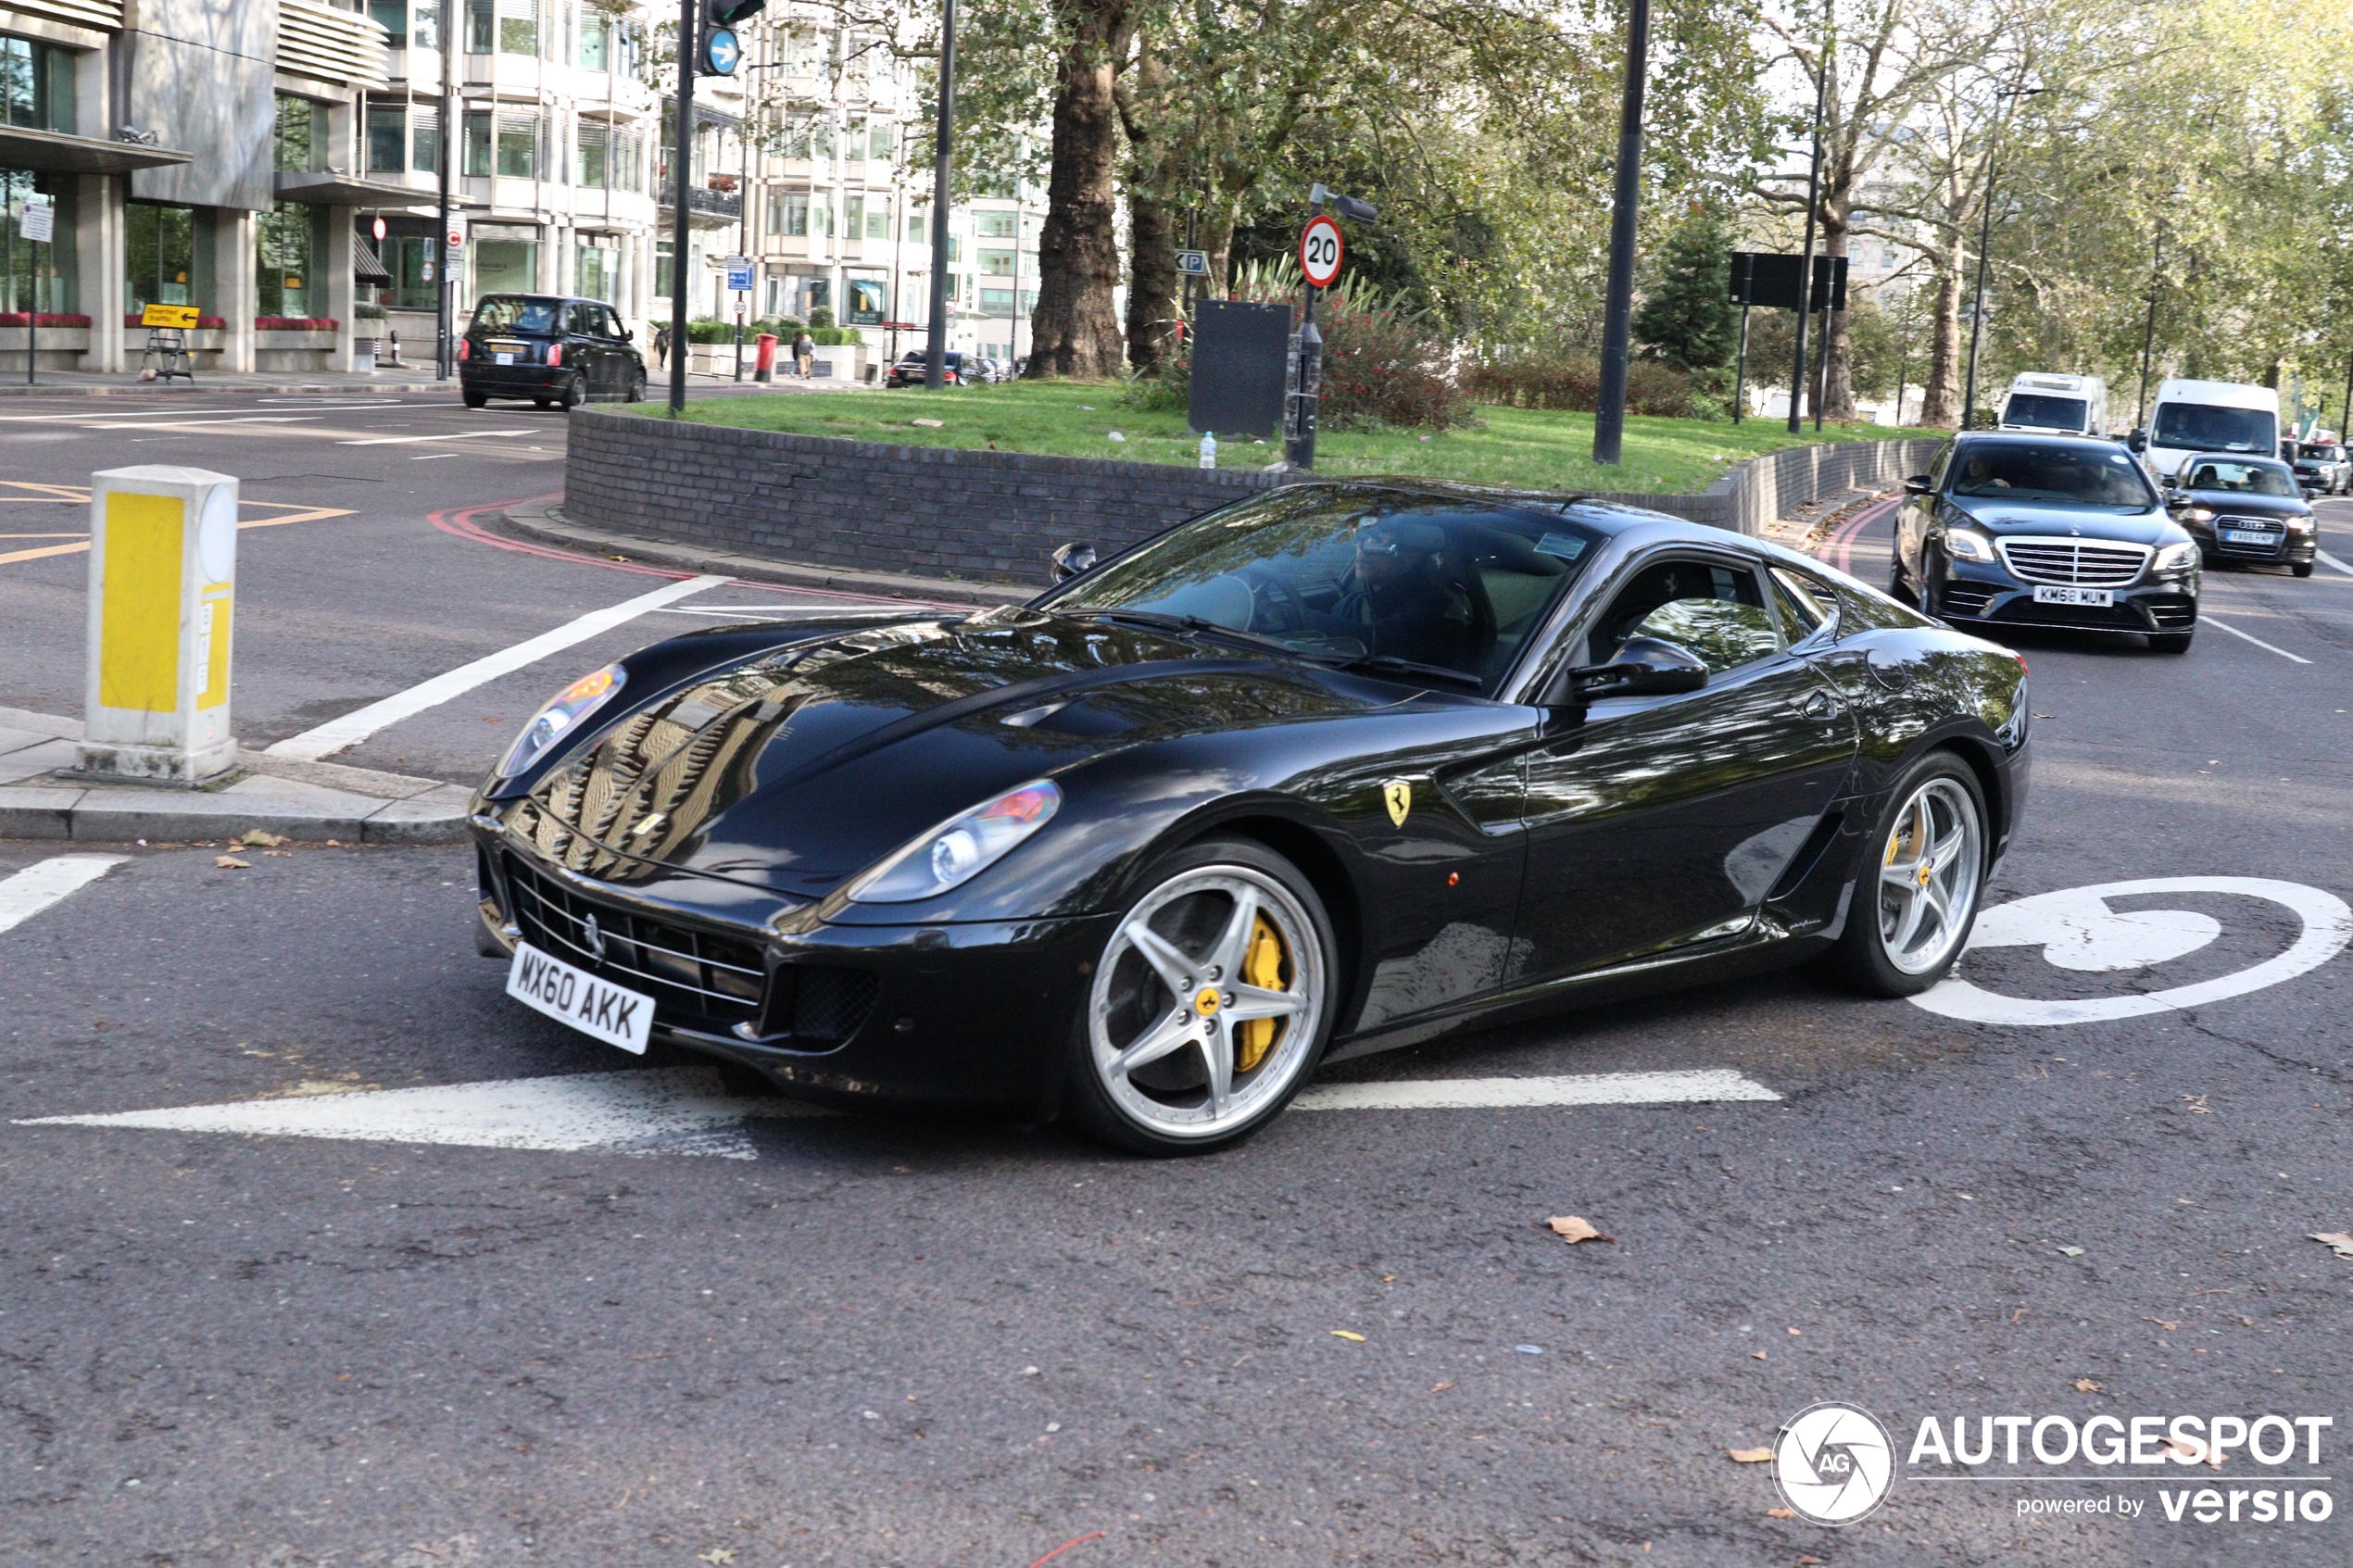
(4, 397), (2353, 1567)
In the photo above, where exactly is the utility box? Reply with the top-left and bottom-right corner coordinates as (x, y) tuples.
(78, 466), (241, 784)
(1189, 300), (1291, 439)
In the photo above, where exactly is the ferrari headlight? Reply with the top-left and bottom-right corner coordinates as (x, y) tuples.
(497, 663), (625, 777)
(2154, 540), (2199, 571)
(1944, 528), (1995, 562)
(849, 780), (1063, 903)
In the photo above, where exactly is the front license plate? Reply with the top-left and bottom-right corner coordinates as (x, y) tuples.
(2221, 528), (2274, 545)
(494, 351), (515, 366)
(506, 940), (654, 1055)
(2032, 584), (2113, 608)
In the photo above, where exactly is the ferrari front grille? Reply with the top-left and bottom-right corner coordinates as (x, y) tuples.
(1996, 537), (2150, 587)
(503, 855), (765, 1029)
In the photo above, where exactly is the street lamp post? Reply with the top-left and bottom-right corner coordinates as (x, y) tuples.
(924, 0), (955, 390)
(1591, 0), (1650, 466)
(435, 0), (457, 379)
(668, 0), (698, 415)
(2134, 229), (2162, 433)
(1961, 84), (2042, 432)
(1787, 38), (1829, 434)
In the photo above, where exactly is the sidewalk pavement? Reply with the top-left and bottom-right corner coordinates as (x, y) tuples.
(0, 708), (472, 845)
(0, 367), (830, 398)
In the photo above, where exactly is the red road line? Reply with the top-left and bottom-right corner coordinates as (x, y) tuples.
(1820, 495), (1900, 578)
(428, 493), (968, 608)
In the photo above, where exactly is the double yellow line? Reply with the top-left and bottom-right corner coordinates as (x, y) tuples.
(0, 481), (353, 567)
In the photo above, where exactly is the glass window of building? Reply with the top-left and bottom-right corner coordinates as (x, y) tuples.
(975, 211), (1015, 239)
(3, 173), (75, 314)
(575, 242), (616, 303)
(366, 100), (406, 172)
(368, 0), (408, 48)
(980, 287), (1013, 313)
(466, 0), (493, 51)
(474, 234), (536, 296)
(655, 239), (673, 298)
(257, 202), (326, 320)
(579, 120), (608, 187)
(125, 201), (202, 315)
(274, 95), (328, 173)
(847, 278), (885, 324)
(783, 193), (809, 237)
(384, 232), (436, 309)
(411, 105), (440, 173)
(498, 0), (537, 55)
(844, 194), (862, 235)
(412, 0), (441, 51)
(462, 109), (491, 175)
(865, 200), (888, 240)
(0, 33), (75, 132)
(614, 127), (641, 192)
(497, 111), (536, 178)
(978, 248), (1013, 276)
(868, 122), (891, 160)
(579, 7), (609, 68)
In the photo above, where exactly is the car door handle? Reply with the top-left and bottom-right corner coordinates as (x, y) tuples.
(1796, 689), (1843, 721)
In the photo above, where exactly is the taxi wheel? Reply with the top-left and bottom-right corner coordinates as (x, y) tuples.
(623, 367), (647, 403)
(461, 386), (487, 409)
(558, 373), (586, 410)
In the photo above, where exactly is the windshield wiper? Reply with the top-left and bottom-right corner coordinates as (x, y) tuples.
(1060, 608), (1305, 659)
(1331, 653), (1486, 692)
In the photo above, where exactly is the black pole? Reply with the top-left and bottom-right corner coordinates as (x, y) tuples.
(1592, 0), (1651, 465)
(2135, 231), (2160, 431)
(734, 113), (749, 382)
(1961, 148), (1998, 432)
(1893, 346), (1906, 430)
(1285, 282), (1322, 470)
(1813, 277), (1830, 430)
(27, 232), (36, 387)
(436, 4), (456, 380)
(1731, 301), (1749, 423)
(924, 0), (955, 389)
(2340, 350), (2352, 445)
(667, 0), (698, 415)
(1789, 41), (1829, 433)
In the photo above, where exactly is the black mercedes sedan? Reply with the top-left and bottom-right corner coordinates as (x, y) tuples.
(1891, 433), (2201, 653)
(459, 294), (648, 409)
(470, 483), (2031, 1152)
(2164, 453), (2321, 578)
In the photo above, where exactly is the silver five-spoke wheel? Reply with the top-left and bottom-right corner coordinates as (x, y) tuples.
(1088, 862), (1326, 1143)
(1876, 775), (1982, 976)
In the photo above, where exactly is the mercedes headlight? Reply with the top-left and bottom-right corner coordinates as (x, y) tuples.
(497, 663), (625, 777)
(2154, 541), (2199, 571)
(849, 780), (1063, 903)
(1944, 528), (1995, 562)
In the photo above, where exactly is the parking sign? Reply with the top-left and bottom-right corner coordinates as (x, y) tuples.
(724, 257), (754, 293)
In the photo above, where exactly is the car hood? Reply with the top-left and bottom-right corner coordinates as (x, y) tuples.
(2183, 490), (2309, 518)
(1946, 495), (2178, 545)
(499, 608), (1384, 900)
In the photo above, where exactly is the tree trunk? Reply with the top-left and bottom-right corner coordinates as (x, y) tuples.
(1121, 45), (1178, 374)
(1920, 237), (1965, 429)
(1026, 0), (1133, 381)
(1820, 208), (1855, 422)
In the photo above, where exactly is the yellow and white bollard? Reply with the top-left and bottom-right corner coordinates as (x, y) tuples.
(76, 466), (240, 783)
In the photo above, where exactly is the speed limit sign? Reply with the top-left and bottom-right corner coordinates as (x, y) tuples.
(1300, 214), (1344, 288)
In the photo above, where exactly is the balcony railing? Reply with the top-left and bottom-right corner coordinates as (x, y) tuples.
(658, 182), (742, 220)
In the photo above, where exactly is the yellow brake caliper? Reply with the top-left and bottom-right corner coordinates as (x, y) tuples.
(1236, 916), (1288, 1073)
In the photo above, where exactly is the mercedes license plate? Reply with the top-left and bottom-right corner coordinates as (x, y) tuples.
(2221, 528), (2274, 545)
(2032, 584), (2113, 608)
(494, 351), (515, 366)
(506, 940), (654, 1054)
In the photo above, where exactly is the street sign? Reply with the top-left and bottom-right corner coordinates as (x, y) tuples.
(18, 201), (53, 244)
(1730, 251), (1847, 313)
(139, 304), (201, 330)
(1176, 249), (1211, 277)
(372, 217), (387, 242)
(1299, 215), (1343, 289)
(703, 25), (740, 75)
(724, 257), (754, 292)
(445, 224), (466, 252)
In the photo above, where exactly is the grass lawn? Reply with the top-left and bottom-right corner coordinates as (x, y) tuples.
(648, 380), (1930, 494)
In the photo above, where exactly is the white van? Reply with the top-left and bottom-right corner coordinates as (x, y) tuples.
(2135, 379), (2281, 483)
(2000, 373), (2108, 437)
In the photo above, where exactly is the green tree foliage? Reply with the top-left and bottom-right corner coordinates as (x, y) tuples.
(1634, 205), (1741, 370)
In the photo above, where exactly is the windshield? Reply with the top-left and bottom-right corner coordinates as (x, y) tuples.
(472, 295), (561, 334)
(1947, 444), (2156, 507)
(2002, 394), (2089, 431)
(2180, 458), (2298, 497)
(2151, 401), (2275, 454)
(1037, 487), (1607, 695)
(2297, 444), (2343, 461)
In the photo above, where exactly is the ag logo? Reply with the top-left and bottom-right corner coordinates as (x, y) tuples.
(1774, 1402), (1894, 1525)
(1382, 780), (1412, 827)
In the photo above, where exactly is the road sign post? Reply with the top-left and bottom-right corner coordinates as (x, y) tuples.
(1285, 213), (1345, 470)
(19, 197), (51, 385)
(76, 466), (241, 784)
(724, 257), (753, 382)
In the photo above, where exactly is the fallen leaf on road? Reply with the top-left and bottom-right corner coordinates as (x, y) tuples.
(1797, 1557), (1823, 1566)
(1330, 1330), (1365, 1342)
(2160, 1435), (2221, 1466)
(2057, 1246), (2086, 1257)
(2182, 1095), (2212, 1113)
(2309, 1232), (2353, 1260)
(214, 856), (250, 870)
(2073, 1378), (2101, 1393)
(1752, 1350), (1768, 1361)
(239, 830), (289, 847)
(1787, 1326), (1802, 1336)
(2144, 1316), (2181, 1332)
(698, 1551), (736, 1565)
(1729, 1447), (1774, 1463)
(1768, 1508), (1795, 1520)
(1547, 1215), (1615, 1245)
(1430, 1382), (1454, 1392)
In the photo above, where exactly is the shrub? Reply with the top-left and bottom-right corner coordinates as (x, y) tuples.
(808, 306), (836, 329)
(1466, 353), (1695, 419)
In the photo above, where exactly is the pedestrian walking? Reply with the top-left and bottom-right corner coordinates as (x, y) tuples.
(793, 329), (815, 380)
(651, 322), (673, 370)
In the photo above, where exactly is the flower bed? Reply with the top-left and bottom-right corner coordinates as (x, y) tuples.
(125, 314), (227, 329)
(256, 317), (338, 332)
(0, 312), (90, 328)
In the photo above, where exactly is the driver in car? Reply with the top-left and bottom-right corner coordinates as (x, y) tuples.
(1342, 518), (1489, 671)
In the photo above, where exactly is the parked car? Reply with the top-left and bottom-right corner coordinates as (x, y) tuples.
(2291, 441), (2350, 495)
(471, 483), (2030, 1151)
(2164, 454), (2320, 577)
(459, 294), (647, 409)
(885, 350), (975, 387)
(1891, 432), (2201, 653)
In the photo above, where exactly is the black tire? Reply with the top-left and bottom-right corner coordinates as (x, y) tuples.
(1064, 837), (1340, 1156)
(623, 366), (646, 403)
(461, 386), (487, 409)
(2150, 631), (2194, 654)
(1814, 750), (1991, 998)
(2292, 561), (2314, 579)
(558, 372), (585, 410)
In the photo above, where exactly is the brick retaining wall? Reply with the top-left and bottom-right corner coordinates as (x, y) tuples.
(562, 407), (1946, 587)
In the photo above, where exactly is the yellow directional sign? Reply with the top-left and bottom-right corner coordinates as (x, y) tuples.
(140, 303), (201, 329)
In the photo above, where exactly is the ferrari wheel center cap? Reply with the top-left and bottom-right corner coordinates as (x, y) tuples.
(1194, 986), (1222, 1017)
(1916, 865), (1933, 889)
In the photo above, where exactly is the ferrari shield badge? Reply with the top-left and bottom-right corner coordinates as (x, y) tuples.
(1383, 780), (1413, 827)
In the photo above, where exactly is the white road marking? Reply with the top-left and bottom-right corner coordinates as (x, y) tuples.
(0, 855), (127, 935)
(1913, 876), (2353, 1025)
(75, 416), (322, 431)
(17, 1067), (824, 1160)
(264, 573), (729, 760)
(335, 429), (534, 446)
(2319, 548), (2353, 577)
(410, 453), (460, 460)
(1291, 1069), (1780, 1111)
(2197, 612), (2311, 663)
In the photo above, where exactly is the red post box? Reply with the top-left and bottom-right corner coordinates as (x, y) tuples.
(754, 333), (779, 383)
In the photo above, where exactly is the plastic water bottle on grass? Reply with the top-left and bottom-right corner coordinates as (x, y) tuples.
(1199, 431), (1217, 469)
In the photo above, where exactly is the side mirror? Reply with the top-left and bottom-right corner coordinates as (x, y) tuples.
(1902, 474), (1933, 495)
(1050, 542), (1097, 583)
(1565, 636), (1709, 700)
(2128, 429), (2147, 452)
